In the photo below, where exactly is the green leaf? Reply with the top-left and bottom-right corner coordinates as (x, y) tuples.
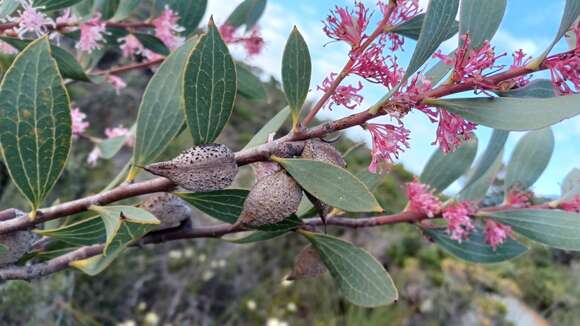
(97, 136), (126, 160)
(428, 94), (580, 131)
(276, 158), (382, 213)
(237, 63), (267, 100)
(0, 38), (72, 211)
(304, 233), (398, 307)
(420, 138), (478, 193)
(0, 0), (18, 18)
(424, 226), (528, 263)
(1, 37), (90, 81)
(458, 130), (507, 201)
(0, 243), (9, 256)
(282, 27), (311, 120)
(177, 189), (249, 224)
(73, 0), (95, 18)
(111, 0), (141, 21)
(404, 0), (460, 80)
(562, 168), (580, 196)
(134, 33), (170, 56)
(156, 0), (207, 34)
(536, 0), (580, 61)
(34, 0), (84, 11)
(496, 79), (557, 98)
(95, 0), (120, 20)
(71, 221), (155, 275)
(132, 37), (199, 167)
(35, 216), (107, 246)
(484, 209), (580, 251)
(242, 106), (290, 150)
(253, 214), (302, 232)
(505, 128), (554, 191)
(225, 0), (267, 30)
(392, 13), (458, 41)
(183, 19), (237, 145)
(229, 229), (288, 244)
(459, 0), (506, 49)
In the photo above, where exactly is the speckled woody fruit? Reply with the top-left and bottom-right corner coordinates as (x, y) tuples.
(237, 171), (303, 227)
(141, 193), (192, 230)
(301, 139), (346, 219)
(145, 144), (238, 192)
(287, 245), (327, 281)
(0, 231), (37, 266)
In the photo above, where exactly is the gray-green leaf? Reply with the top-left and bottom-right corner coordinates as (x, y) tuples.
(536, 0), (580, 61)
(177, 189), (249, 224)
(34, 0), (84, 11)
(132, 37), (199, 168)
(0, 38), (72, 211)
(242, 106), (290, 150)
(276, 158), (382, 213)
(304, 232), (398, 307)
(420, 138), (478, 193)
(484, 209), (580, 251)
(111, 0), (141, 21)
(225, 0), (267, 30)
(505, 128), (554, 191)
(496, 79), (557, 98)
(459, 0), (506, 50)
(562, 168), (580, 196)
(183, 19), (237, 145)
(282, 27), (311, 119)
(424, 226), (527, 263)
(392, 13), (458, 41)
(237, 63), (267, 100)
(428, 94), (580, 131)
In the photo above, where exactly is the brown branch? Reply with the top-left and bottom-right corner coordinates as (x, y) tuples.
(95, 58), (165, 76)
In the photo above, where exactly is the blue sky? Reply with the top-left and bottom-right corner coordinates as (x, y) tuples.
(204, 0), (579, 196)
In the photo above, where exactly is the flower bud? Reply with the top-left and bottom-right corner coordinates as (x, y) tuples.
(141, 193), (192, 230)
(145, 144), (238, 192)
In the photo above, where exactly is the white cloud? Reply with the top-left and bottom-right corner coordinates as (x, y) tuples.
(493, 30), (540, 55)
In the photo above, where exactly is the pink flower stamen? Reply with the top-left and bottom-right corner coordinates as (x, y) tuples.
(107, 75), (127, 95)
(484, 220), (513, 250)
(560, 195), (580, 212)
(219, 24), (265, 57)
(367, 122), (410, 173)
(76, 13), (107, 53)
(71, 107), (89, 139)
(544, 23), (579, 95)
(9, 0), (55, 38)
(442, 201), (476, 242)
(351, 44), (403, 88)
(505, 188), (533, 208)
(119, 34), (144, 58)
(406, 178), (442, 217)
(152, 5), (185, 50)
(323, 2), (370, 52)
(105, 125), (134, 147)
(318, 73), (364, 110)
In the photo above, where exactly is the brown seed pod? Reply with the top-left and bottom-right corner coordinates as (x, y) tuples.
(301, 139), (346, 220)
(0, 231), (37, 266)
(287, 245), (327, 281)
(141, 193), (192, 230)
(237, 171), (303, 227)
(145, 144), (238, 192)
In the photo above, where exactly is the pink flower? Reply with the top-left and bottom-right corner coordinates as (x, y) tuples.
(406, 178), (442, 217)
(367, 122), (410, 173)
(107, 75), (127, 94)
(391, 73), (433, 109)
(509, 49), (532, 87)
(0, 40), (17, 55)
(56, 8), (77, 26)
(560, 195), (580, 212)
(418, 106), (477, 153)
(71, 107), (89, 139)
(76, 13), (107, 53)
(219, 24), (265, 57)
(323, 2), (369, 51)
(105, 125), (134, 147)
(87, 147), (101, 167)
(9, 0), (55, 38)
(318, 73), (364, 110)
(505, 188), (533, 208)
(118, 34), (144, 58)
(484, 220), (513, 250)
(433, 35), (506, 94)
(351, 44), (403, 87)
(442, 201), (476, 242)
(152, 5), (185, 50)
(379, 0), (421, 51)
(544, 23), (579, 96)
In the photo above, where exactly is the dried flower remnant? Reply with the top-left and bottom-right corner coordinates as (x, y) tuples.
(406, 178), (442, 217)
(76, 14), (107, 53)
(119, 34), (144, 58)
(442, 201), (476, 242)
(366, 122), (410, 173)
(71, 107), (89, 139)
(484, 220), (513, 250)
(323, 2), (369, 52)
(152, 5), (185, 50)
(433, 35), (506, 94)
(8, 0), (55, 38)
(318, 73), (364, 110)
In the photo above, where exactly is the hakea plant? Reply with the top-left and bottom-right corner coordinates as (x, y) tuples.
(0, 0), (578, 308)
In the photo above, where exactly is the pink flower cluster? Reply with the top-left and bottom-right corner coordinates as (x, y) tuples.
(442, 201), (476, 242)
(71, 107), (89, 139)
(351, 44), (404, 87)
(433, 35), (506, 94)
(423, 107), (477, 154)
(107, 75), (127, 94)
(379, 0), (421, 51)
(8, 0), (55, 38)
(318, 73), (364, 110)
(367, 122), (410, 173)
(76, 14), (107, 53)
(509, 49), (532, 88)
(484, 220), (513, 250)
(406, 178), (442, 217)
(505, 189), (533, 208)
(560, 195), (580, 212)
(219, 24), (265, 57)
(152, 6), (185, 50)
(323, 2), (369, 51)
(544, 22), (579, 95)
(119, 34), (143, 58)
